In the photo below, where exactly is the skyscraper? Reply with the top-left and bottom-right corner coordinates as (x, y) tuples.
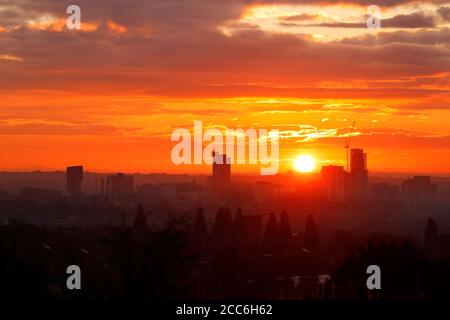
(321, 165), (345, 201)
(350, 148), (368, 200)
(211, 151), (231, 187)
(66, 166), (83, 196)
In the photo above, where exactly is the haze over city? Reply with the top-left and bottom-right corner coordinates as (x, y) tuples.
(0, 0), (450, 306)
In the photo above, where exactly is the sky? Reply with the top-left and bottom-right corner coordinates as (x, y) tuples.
(0, 0), (449, 174)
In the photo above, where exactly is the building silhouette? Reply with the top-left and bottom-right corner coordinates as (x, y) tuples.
(210, 152), (231, 188)
(321, 165), (345, 201)
(350, 148), (368, 200)
(107, 173), (134, 200)
(66, 166), (83, 196)
(402, 176), (437, 206)
(371, 183), (399, 201)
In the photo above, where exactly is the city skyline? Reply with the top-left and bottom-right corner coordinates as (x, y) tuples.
(1, 0), (450, 306)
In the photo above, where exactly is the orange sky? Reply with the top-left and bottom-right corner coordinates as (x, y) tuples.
(0, 0), (449, 174)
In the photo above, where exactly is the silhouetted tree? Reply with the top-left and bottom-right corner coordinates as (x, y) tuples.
(304, 214), (318, 250)
(105, 218), (195, 299)
(424, 217), (439, 250)
(193, 207), (207, 235)
(214, 207), (225, 236)
(214, 207), (233, 237)
(333, 241), (450, 300)
(234, 208), (243, 235)
(133, 203), (147, 232)
(133, 203), (148, 246)
(264, 212), (278, 240)
(277, 210), (292, 239)
(223, 207), (233, 226)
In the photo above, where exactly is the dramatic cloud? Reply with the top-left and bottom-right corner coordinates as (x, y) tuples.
(284, 12), (438, 29)
(0, 0), (449, 172)
(438, 6), (450, 20)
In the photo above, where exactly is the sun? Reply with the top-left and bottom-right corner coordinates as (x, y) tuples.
(294, 155), (316, 173)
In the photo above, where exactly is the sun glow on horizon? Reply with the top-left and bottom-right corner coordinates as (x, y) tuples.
(294, 155), (316, 173)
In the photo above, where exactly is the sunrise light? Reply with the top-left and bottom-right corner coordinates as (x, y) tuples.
(294, 155), (316, 173)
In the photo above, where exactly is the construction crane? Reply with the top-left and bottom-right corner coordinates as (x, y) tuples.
(344, 121), (356, 172)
